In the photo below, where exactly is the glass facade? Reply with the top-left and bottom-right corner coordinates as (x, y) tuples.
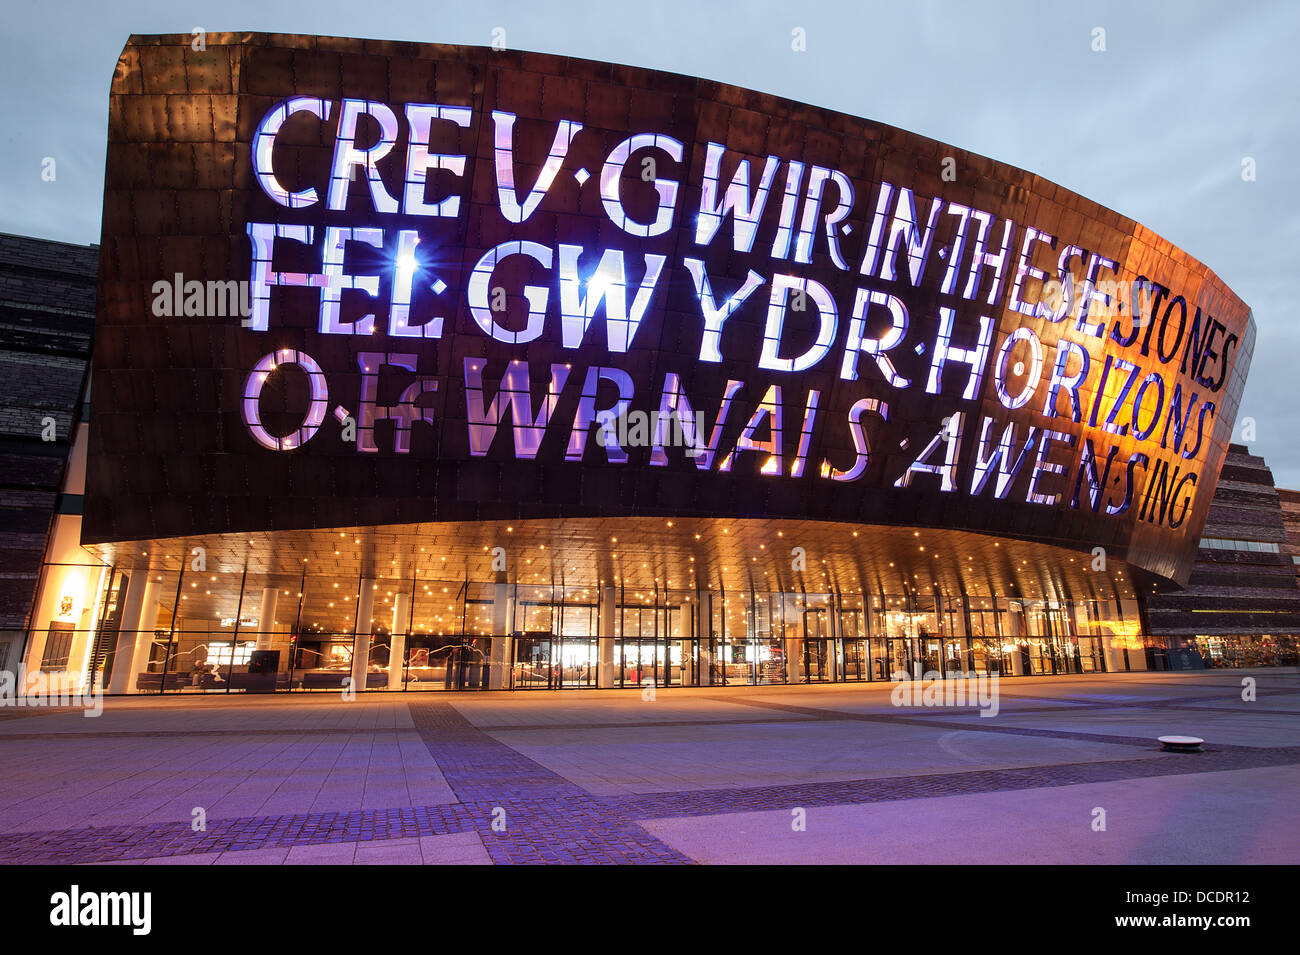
(1188, 634), (1299, 668)
(19, 545), (1160, 694)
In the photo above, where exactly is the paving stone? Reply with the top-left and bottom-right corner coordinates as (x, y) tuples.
(2, 676), (1296, 864)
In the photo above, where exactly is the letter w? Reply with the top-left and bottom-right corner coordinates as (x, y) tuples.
(696, 143), (779, 253)
(558, 246), (666, 351)
(970, 416), (1039, 499)
(465, 358), (570, 458)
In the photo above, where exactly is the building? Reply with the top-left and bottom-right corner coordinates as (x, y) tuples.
(1278, 487), (1300, 583)
(5, 33), (1262, 695)
(1147, 446), (1300, 668)
(0, 233), (97, 675)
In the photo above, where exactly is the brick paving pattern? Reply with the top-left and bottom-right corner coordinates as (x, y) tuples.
(406, 701), (692, 864)
(1, 678), (1296, 864)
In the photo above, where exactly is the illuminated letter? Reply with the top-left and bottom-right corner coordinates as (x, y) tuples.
(718, 384), (783, 475)
(389, 230), (443, 339)
(403, 104), (472, 217)
(993, 327), (1044, 410)
(822, 397), (888, 482)
(464, 358), (570, 458)
(759, 275), (837, 373)
(1045, 245), (1084, 323)
(320, 226), (383, 335)
(1102, 357), (1141, 437)
(1026, 429), (1073, 505)
(1008, 226), (1056, 316)
(242, 349), (329, 450)
(894, 413), (963, 492)
(939, 204), (973, 295)
(840, 289), (910, 387)
(327, 99), (400, 213)
(356, 352), (437, 453)
(693, 380), (745, 471)
(963, 211), (1015, 305)
(1106, 452), (1148, 516)
(1075, 253), (1119, 338)
(557, 245), (665, 351)
(1161, 383), (1199, 454)
(468, 241), (553, 345)
(683, 258), (764, 363)
(600, 133), (683, 236)
(567, 366), (635, 462)
(246, 222), (325, 332)
(493, 111), (582, 223)
(696, 143), (778, 253)
(253, 97), (332, 208)
(926, 308), (993, 400)
(790, 389), (819, 478)
(1071, 439), (1120, 512)
(770, 161), (805, 260)
(793, 166), (854, 269)
(1041, 339), (1090, 422)
(971, 417), (1039, 499)
(858, 182), (893, 277)
(650, 373), (703, 466)
(1182, 401), (1214, 459)
(877, 187), (944, 286)
(1112, 277), (1159, 348)
(1169, 471), (1197, 528)
(1130, 372), (1166, 442)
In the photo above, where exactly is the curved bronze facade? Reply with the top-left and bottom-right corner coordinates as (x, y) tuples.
(87, 32), (1254, 590)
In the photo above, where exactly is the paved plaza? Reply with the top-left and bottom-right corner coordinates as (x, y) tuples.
(0, 670), (1297, 864)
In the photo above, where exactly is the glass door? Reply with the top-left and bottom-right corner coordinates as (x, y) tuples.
(968, 610), (1004, 675)
(516, 592), (558, 687)
(918, 635), (942, 677)
(1024, 602), (1057, 675)
(840, 608), (867, 682)
(886, 636), (912, 679)
(659, 606), (684, 686)
(1049, 607), (1081, 674)
(618, 604), (678, 688)
(513, 632), (554, 688)
(802, 607), (831, 682)
(557, 600), (598, 688)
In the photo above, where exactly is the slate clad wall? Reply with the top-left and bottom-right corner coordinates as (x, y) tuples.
(1147, 445), (1300, 636)
(1277, 487), (1300, 588)
(0, 232), (98, 632)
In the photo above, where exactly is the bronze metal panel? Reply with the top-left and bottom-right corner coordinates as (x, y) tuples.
(87, 33), (1254, 589)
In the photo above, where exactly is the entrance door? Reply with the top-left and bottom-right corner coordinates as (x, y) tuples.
(839, 609), (867, 681)
(1049, 608), (1082, 674)
(653, 606), (680, 686)
(967, 610), (1002, 675)
(513, 632), (554, 688)
(886, 636), (912, 680)
(843, 639), (867, 681)
(918, 635), (941, 676)
(557, 602), (598, 687)
(1077, 636), (1104, 672)
(619, 605), (680, 688)
(942, 636), (967, 676)
(659, 606), (686, 686)
(801, 608), (831, 682)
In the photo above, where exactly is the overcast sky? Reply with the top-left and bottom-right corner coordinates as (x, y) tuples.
(3, 0), (1297, 484)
